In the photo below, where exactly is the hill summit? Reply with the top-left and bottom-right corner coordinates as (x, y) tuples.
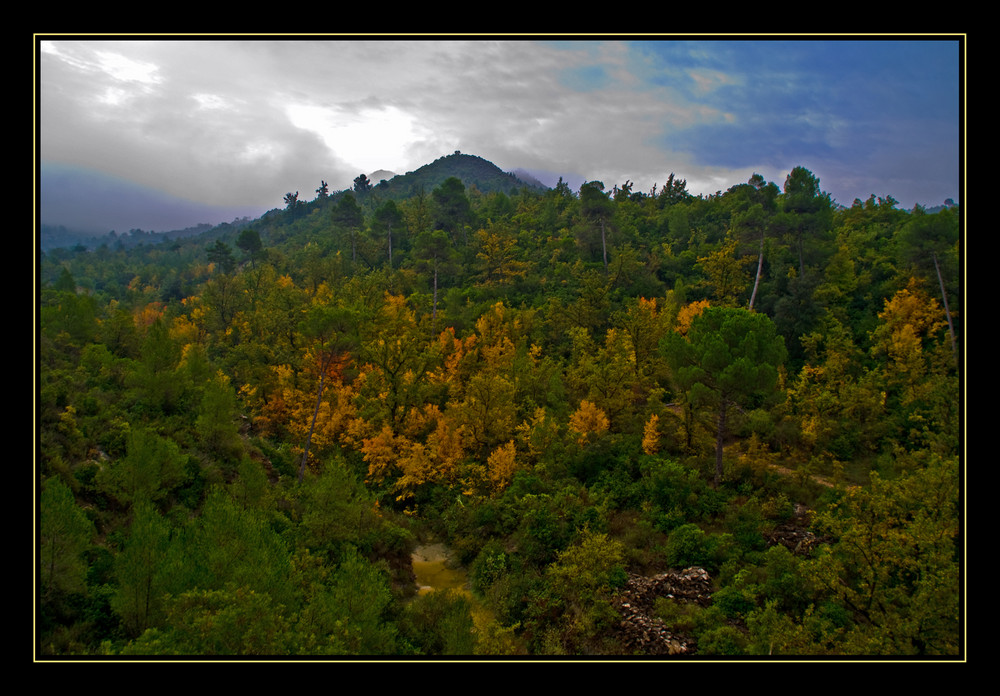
(374, 151), (547, 200)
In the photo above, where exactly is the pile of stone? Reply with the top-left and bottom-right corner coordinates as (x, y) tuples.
(764, 503), (826, 555)
(614, 567), (713, 655)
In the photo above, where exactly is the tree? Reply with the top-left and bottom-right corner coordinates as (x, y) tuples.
(806, 456), (960, 655)
(111, 500), (174, 636)
(432, 177), (474, 244)
(536, 529), (627, 654)
(778, 166), (833, 277)
(663, 307), (787, 485)
(373, 199), (404, 268)
(579, 181), (613, 272)
(207, 240), (236, 274)
(896, 207), (960, 364)
(96, 426), (186, 508)
(235, 229), (263, 268)
(39, 478), (95, 604)
(315, 180), (329, 199)
(332, 192), (364, 263)
(296, 301), (357, 482)
(697, 233), (752, 307)
(729, 173), (780, 310)
(283, 191), (300, 209)
(353, 173), (373, 196)
(413, 229), (456, 333)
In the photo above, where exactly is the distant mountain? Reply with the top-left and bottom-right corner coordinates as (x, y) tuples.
(373, 152), (548, 200)
(369, 169), (398, 185)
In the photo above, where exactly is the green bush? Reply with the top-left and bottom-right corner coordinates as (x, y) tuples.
(664, 523), (707, 569)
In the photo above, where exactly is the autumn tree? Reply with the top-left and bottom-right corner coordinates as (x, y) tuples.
(474, 224), (529, 287)
(296, 297), (357, 481)
(868, 279), (959, 454)
(697, 232), (753, 307)
(663, 307), (787, 485)
(896, 207), (960, 364)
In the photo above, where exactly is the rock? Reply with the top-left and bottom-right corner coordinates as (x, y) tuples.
(613, 567), (713, 655)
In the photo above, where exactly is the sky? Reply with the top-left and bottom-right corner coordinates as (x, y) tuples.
(37, 36), (963, 235)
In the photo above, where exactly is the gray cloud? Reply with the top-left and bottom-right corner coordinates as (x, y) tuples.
(38, 37), (961, 233)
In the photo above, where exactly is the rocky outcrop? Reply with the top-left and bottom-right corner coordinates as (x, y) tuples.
(614, 567), (713, 655)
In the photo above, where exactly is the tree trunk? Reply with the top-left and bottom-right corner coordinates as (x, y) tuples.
(299, 364), (327, 483)
(749, 234), (764, 311)
(933, 251), (958, 365)
(714, 399), (727, 486)
(600, 219), (608, 272)
(433, 266), (438, 325)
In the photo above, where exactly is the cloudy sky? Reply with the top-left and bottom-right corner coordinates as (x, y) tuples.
(37, 36), (962, 234)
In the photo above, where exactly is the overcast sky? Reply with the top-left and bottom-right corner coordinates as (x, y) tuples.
(37, 36), (963, 234)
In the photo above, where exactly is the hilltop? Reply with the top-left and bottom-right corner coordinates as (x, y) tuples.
(370, 151), (548, 201)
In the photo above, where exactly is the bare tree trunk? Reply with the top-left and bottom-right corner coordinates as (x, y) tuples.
(714, 400), (727, 487)
(749, 235), (764, 311)
(933, 251), (958, 365)
(601, 219), (608, 273)
(299, 361), (328, 483)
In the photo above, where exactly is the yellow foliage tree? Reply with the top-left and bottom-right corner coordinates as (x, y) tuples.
(568, 401), (609, 445)
(641, 414), (661, 456)
(674, 299), (710, 336)
(486, 440), (518, 492)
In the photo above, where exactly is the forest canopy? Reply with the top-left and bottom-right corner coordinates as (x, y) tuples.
(36, 159), (962, 659)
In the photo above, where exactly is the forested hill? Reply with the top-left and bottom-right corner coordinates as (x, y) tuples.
(37, 161), (962, 659)
(371, 151), (548, 200)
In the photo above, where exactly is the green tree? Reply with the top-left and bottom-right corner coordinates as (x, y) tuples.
(536, 529), (627, 654)
(579, 180), (614, 272)
(39, 477), (95, 604)
(373, 199), (404, 268)
(778, 166), (833, 277)
(297, 545), (398, 654)
(399, 589), (475, 655)
(332, 192), (364, 263)
(432, 176), (473, 243)
(413, 229), (457, 333)
(187, 486), (294, 606)
(235, 228), (264, 268)
(111, 500), (175, 636)
(207, 240), (236, 274)
(194, 370), (244, 464)
(663, 307), (787, 485)
(353, 173), (373, 196)
(96, 426), (186, 508)
(806, 456), (960, 655)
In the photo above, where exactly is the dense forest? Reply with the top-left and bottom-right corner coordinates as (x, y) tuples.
(36, 152), (962, 658)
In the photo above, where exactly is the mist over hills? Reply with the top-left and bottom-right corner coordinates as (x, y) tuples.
(39, 153), (548, 251)
(38, 152), (956, 253)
